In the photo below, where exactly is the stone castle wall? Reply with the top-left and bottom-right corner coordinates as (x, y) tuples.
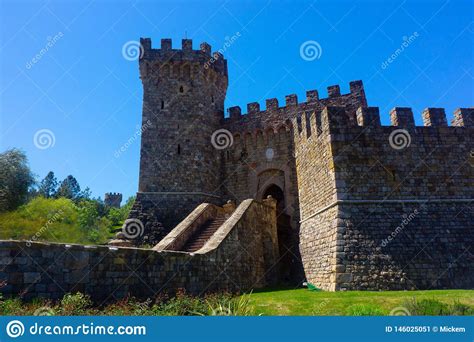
(337, 201), (473, 290)
(295, 106), (474, 290)
(219, 81), (368, 284)
(221, 129), (298, 223)
(0, 200), (278, 301)
(293, 107), (342, 290)
(128, 192), (222, 243)
(220, 81), (367, 225)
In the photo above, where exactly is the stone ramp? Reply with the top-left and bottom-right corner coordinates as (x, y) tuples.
(153, 198), (279, 261)
(153, 201), (234, 253)
(180, 215), (227, 252)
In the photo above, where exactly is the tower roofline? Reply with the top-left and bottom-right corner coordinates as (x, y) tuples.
(139, 37), (227, 76)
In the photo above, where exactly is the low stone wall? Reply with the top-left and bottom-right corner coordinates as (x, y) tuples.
(0, 199), (278, 301)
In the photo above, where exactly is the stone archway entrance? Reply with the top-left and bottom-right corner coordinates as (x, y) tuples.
(262, 184), (285, 214)
(262, 184), (293, 284)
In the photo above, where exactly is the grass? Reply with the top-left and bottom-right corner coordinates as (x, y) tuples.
(247, 288), (474, 316)
(1, 289), (472, 316)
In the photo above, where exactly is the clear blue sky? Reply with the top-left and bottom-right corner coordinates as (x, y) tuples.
(1, 0), (473, 201)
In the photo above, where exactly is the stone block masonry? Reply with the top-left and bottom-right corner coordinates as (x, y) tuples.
(295, 106), (473, 290)
(0, 199), (278, 301)
(135, 38), (229, 235)
(336, 201), (472, 290)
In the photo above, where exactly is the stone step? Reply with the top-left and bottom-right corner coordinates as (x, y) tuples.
(181, 216), (227, 252)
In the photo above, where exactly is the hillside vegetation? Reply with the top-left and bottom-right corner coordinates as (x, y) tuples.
(0, 196), (132, 245)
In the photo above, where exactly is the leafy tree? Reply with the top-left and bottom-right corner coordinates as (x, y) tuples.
(56, 175), (81, 200)
(77, 200), (99, 229)
(123, 196), (136, 211)
(106, 196), (135, 227)
(0, 149), (35, 211)
(107, 207), (123, 226)
(38, 171), (58, 198)
(79, 187), (92, 200)
(77, 199), (112, 243)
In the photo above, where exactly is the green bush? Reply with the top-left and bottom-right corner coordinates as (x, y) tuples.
(404, 298), (474, 316)
(106, 196), (135, 230)
(150, 290), (209, 316)
(451, 300), (474, 315)
(0, 296), (23, 316)
(107, 207), (124, 226)
(58, 293), (94, 315)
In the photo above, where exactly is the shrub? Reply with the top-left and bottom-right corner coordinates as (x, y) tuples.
(58, 293), (94, 315)
(404, 298), (474, 316)
(404, 298), (449, 315)
(205, 293), (254, 316)
(150, 289), (208, 316)
(107, 207), (123, 226)
(103, 297), (154, 316)
(106, 196), (135, 229)
(0, 296), (23, 316)
(451, 300), (474, 315)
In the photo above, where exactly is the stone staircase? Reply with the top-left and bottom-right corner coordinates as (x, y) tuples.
(181, 215), (227, 252)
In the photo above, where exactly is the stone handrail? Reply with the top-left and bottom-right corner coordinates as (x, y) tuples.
(154, 203), (212, 251)
(196, 197), (277, 254)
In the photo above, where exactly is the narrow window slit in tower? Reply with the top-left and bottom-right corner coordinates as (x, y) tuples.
(178, 144), (181, 155)
(211, 96), (214, 103)
(161, 100), (164, 109)
(179, 86), (184, 93)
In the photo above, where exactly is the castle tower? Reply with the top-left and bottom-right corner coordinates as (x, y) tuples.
(130, 38), (228, 239)
(104, 192), (122, 208)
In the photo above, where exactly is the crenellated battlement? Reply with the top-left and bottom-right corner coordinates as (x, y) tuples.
(104, 192), (122, 208)
(223, 80), (367, 133)
(105, 192), (122, 196)
(225, 80), (365, 118)
(139, 37), (228, 78)
(292, 106), (474, 143)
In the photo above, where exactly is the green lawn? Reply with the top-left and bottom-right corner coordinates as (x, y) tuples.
(247, 288), (474, 316)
